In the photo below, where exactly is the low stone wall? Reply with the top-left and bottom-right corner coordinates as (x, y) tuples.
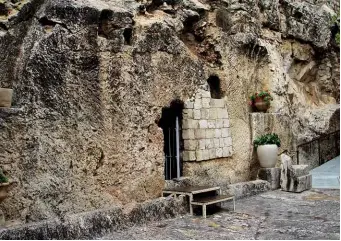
(0, 196), (187, 240)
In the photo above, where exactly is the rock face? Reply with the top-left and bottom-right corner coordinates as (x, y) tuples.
(0, 0), (339, 224)
(280, 154), (312, 193)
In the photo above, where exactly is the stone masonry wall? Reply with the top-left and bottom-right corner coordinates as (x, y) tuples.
(182, 89), (233, 162)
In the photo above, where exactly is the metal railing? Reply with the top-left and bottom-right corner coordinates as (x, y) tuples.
(296, 130), (340, 165)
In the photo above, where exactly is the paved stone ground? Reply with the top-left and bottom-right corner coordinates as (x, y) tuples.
(100, 189), (340, 240)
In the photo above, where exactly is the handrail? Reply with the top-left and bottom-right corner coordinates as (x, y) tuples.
(296, 130), (340, 165)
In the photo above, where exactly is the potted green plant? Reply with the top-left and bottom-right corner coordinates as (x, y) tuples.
(253, 133), (281, 168)
(249, 90), (273, 112)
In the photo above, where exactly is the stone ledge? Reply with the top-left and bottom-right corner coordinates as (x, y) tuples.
(224, 180), (271, 199)
(0, 196), (187, 240)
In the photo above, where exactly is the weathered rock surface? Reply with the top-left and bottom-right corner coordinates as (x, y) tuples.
(0, 0), (339, 224)
(257, 167), (281, 190)
(280, 154), (312, 192)
(0, 195), (187, 239)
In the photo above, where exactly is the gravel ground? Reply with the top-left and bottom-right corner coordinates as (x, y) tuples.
(100, 189), (340, 240)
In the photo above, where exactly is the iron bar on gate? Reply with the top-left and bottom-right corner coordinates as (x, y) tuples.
(296, 130), (340, 165)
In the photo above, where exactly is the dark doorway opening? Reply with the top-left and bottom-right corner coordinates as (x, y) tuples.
(207, 75), (223, 99)
(158, 99), (184, 180)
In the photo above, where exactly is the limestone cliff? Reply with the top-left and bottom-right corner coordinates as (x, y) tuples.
(0, 0), (339, 223)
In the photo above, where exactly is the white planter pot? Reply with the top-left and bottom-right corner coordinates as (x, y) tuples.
(257, 144), (278, 168)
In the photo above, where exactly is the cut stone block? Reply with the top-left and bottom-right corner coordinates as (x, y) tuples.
(216, 119), (223, 128)
(198, 139), (206, 150)
(184, 100), (194, 109)
(205, 129), (215, 138)
(292, 165), (309, 177)
(183, 151), (196, 161)
(226, 180), (270, 199)
(182, 119), (198, 129)
(201, 109), (209, 119)
(205, 139), (213, 149)
(194, 129), (206, 139)
(184, 140), (197, 151)
(194, 99), (202, 109)
(193, 109), (201, 119)
(202, 98), (210, 108)
(219, 138), (224, 148)
(215, 129), (221, 138)
(214, 139), (220, 148)
(223, 119), (230, 127)
(280, 154), (312, 193)
(209, 148), (216, 159)
(183, 109), (193, 119)
(196, 150), (209, 161)
(182, 129), (195, 140)
(201, 90), (211, 98)
(216, 148), (223, 158)
(257, 168), (281, 190)
(207, 120), (215, 128)
(210, 99), (225, 108)
(221, 128), (229, 137)
(222, 147), (230, 156)
(208, 108), (217, 119)
(199, 120), (208, 129)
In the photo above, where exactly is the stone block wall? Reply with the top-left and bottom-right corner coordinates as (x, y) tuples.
(182, 89), (233, 162)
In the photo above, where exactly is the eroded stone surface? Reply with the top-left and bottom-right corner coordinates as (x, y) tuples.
(257, 168), (281, 190)
(0, 0), (339, 223)
(100, 189), (340, 240)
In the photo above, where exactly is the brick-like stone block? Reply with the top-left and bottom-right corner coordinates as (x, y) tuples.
(202, 98), (210, 108)
(221, 128), (229, 137)
(198, 139), (206, 150)
(207, 120), (215, 128)
(193, 109), (201, 120)
(229, 146), (233, 155)
(208, 108), (217, 119)
(216, 119), (223, 128)
(199, 120), (208, 129)
(222, 147), (230, 156)
(184, 140), (197, 151)
(210, 99), (225, 108)
(182, 129), (195, 140)
(201, 90), (211, 98)
(216, 148), (223, 158)
(205, 139), (213, 149)
(196, 150), (209, 161)
(209, 148), (216, 159)
(183, 109), (193, 119)
(182, 119), (198, 129)
(219, 138), (224, 148)
(292, 165), (309, 177)
(194, 99), (202, 109)
(184, 100), (194, 109)
(194, 129), (206, 139)
(206, 129), (215, 138)
(214, 129), (221, 138)
(214, 139), (220, 148)
(226, 137), (232, 146)
(201, 109), (209, 119)
(183, 151), (196, 161)
(217, 108), (229, 119)
(223, 119), (229, 127)
(257, 167), (281, 190)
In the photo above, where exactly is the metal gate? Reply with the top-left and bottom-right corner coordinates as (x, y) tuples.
(164, 116), (181, 180)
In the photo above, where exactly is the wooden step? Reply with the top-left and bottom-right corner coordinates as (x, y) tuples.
(191, 194), (235, 218)
(191, 194), (234, 205)
(163, 186), (220, 195)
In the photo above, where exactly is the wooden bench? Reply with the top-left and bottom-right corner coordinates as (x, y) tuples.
(191, 194), (235, 218)
(162, 186), (221, 215)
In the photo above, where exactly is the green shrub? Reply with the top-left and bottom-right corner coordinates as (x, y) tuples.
(0, 169), (8, 183)
(253, 133), (281, 148)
